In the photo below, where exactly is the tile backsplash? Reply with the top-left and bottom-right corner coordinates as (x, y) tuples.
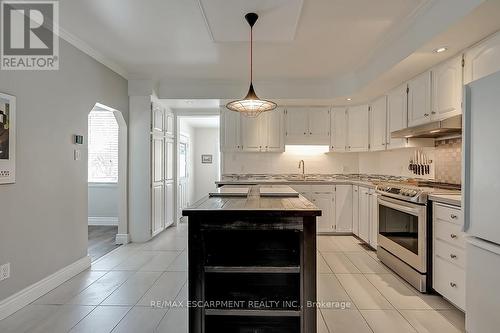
(434, 138), (462, 184)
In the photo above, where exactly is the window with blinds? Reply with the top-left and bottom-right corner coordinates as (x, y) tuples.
(88, 110), (119, 183)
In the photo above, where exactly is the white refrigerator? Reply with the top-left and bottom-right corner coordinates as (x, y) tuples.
(464, 70), (500, 333)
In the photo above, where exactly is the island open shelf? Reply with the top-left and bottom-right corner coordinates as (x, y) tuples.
(183, 185), (320, 333)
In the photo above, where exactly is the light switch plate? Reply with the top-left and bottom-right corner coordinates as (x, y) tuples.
(0, 263), (10, 281)
(74, 149), (81, 161)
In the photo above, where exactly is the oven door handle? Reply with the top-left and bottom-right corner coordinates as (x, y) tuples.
(378, 197), (423, 216)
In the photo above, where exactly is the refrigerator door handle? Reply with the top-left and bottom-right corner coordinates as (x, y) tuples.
(462, 85), (472, 233)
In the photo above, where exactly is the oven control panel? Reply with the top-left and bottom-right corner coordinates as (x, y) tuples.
(376, 184), (426, 203)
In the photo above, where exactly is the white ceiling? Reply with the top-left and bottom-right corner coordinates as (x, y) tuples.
(180, 116), (220, 129)
(58, 0), (500, 102)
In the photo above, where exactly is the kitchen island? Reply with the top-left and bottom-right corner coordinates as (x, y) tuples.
(182, 185), (321, 333)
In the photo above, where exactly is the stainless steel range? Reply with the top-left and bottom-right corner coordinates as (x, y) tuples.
(375, 182), (460, 292)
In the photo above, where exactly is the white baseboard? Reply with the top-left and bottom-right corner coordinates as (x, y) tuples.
(0, 256), (91, 321)
(88, 217), (119, 226)
(115, 233), (130, 245)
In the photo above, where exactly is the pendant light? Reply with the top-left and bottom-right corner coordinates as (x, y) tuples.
(226, 12), (277, 118)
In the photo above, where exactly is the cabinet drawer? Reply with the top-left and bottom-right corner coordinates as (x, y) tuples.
(310, 185), (334, 193)
(434, 203), (463, 225)
(434, 220), (465, 249)
(435, 239), (465, 268)
(433, 256), (465, 310)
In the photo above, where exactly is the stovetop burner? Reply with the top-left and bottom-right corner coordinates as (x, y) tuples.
(376, 181), (461, 204)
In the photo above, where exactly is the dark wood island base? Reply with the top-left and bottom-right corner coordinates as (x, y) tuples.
(183, 186), (321, 333)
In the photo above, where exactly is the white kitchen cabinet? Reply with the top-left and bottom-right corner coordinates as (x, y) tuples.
(335, 185), (353, 232)
(369, 191), (379, 249)
(165, 182), (174, 228)
(311, 191), (335, 233)
(241, 108), (285, 152)
(330, 107), (347, 152)
(352, 186), (359, 236)
(285, 107), (330, 145)
(464, 31), (500, 84)
(347, 104), (369, 152)
(220, 108), (242, 152)
(386, 84), (408, 150)
(165, 111), (174, 137)
(370, 96), (387, 151)
(152, 134), (165, 236)
(358, 186), (371, 243)
(152, 185), (164, 236)
(408, 71), (432, 127)
(432, 55), (463, 120)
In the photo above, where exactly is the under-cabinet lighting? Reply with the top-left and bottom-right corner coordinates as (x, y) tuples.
(433, 47), (448, 53)
(285, 145), (330, 155)
(346, 98), (352, 101)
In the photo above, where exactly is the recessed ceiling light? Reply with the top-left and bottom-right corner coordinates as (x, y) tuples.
(346, 98), (352, 101)
(433, 47), (448, 53)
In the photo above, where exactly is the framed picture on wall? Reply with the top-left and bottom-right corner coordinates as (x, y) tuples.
(0, 92), (16, 184)
(201, 154), (213, 164)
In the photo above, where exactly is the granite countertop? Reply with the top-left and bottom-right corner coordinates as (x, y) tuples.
(429, 194), (462, 207)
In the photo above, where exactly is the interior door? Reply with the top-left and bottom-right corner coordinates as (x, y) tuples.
(370, 96), (387, 151)
(241, 116), (263, 152)
(335, 185), (353, 232)
(265, 109), (285, 152)
(408, 71), (432, 126)
(432, 55), (463, 120)
(347, 105), (369, 152)
(308, 107), (330, 144)
(331, 107), (347, 152)
(285, 107), (309, 144)
(386, 84), (408, 150)
(165, 182), (174, 228)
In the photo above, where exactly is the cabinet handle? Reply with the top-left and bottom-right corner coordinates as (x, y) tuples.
(304, 132), (307, 135)
(450, 214), (458, 220)
(310, 132), (312, 135)
(431, 111), (436, 115)
(450, 282), (457, 288)
(450, 234), (458, 239)
(450, 254), (457, 259)
(424, 113), (429, 117)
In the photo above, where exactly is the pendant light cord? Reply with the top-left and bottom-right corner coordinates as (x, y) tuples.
(250, 25), (253, 84)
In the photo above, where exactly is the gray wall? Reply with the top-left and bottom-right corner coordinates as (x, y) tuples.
(193, 128), (219, 202)
(0, 40), (128, 300)
(88, 184), (119, 223)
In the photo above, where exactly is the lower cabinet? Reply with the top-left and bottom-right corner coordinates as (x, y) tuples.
(358, 187), (371, 243)
(432, 203), (465, 310)
(335, 185), (353, 232)
(369, 191), (379, 249)
(352, 186), (359, 236)
(309, 189), (335, 233)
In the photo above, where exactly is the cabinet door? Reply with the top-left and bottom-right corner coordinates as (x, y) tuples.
(165, 138), (174, 181)
(165, 182), (174, 228)
(265, 108), (285, 152)
(152, 104), (164, 133)
(331, 107), (347, 152)
(352, 186), (359, 236)
(308, 107), (331, 144)
(369, 192), (379, 249)
(220, 108), (241, 152)
(386, 84), (408, 150)
(347, 105), (369, 152)
(152, 135), (165, 236)
(165, 112), (174, 136)
(464, 31), (500, 84)
(285, 107), (309, 144)
(152, 185), (164, 235)
(408, 71), (432, 126)
(312, 192), (335, 233)
(370, 96), (387, 151)
(241, 116), (263, 152)
(358, 187), (370, 243)
(335, 185), (353, 232)
(432, 56), (463, 120)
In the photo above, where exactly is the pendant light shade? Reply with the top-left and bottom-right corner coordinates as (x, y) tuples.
(226, 13), (277, 118)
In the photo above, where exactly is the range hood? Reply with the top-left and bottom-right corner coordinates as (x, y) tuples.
(391, 115), (462, 139)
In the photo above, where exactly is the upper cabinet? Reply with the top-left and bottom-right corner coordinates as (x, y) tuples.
(432, 55), (463, 120)
(408, 71), (432, 127)
(220, 107), (242, 152)
(347, 104), (369, 152)
(464, 31), (500, 84)
(330, 107), (347, 152)
(370, 96), (387, 151)
(386, 84), (408, 150)
(241, 108), (285, 152)
(285, 107), (331, 145)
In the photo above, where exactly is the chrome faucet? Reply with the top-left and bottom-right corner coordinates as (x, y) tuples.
(298, 160), (305, 178)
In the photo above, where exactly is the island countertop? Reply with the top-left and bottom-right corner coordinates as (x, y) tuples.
(182, 185), (322, 217)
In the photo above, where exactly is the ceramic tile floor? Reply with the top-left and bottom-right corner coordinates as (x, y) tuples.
(0, 224), (465, 333)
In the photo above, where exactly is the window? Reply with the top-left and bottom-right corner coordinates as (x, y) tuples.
(88, 110), (119, 183)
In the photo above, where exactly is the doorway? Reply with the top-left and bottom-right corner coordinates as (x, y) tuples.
(178, 115), (220, 221)
(87, 103), (128, 261)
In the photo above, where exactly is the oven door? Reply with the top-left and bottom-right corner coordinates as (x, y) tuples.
(378, 196), (427, 273)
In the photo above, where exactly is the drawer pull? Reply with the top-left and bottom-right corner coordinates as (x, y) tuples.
(450, 214), (458, 220)
(450, 254), (457, 259)
(450, 234), (458, 239)
(450, 282), (457, 288)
